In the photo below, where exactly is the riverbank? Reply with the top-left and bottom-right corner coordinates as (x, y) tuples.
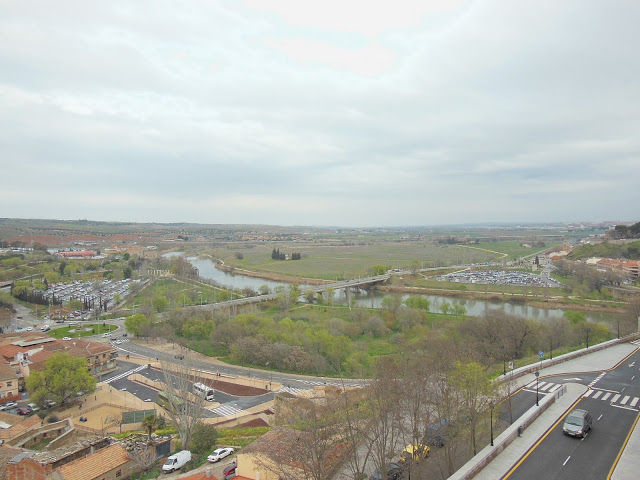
(376, 285), (628, 314)
(214, 263), (629, 315)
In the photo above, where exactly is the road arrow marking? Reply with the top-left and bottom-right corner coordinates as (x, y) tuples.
(630, 362), (636, 367)
(563, 377), (583, 381)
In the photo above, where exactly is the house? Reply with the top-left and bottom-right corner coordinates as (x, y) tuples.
(623, 260), (639, 279)
(0, 361), (20, 402)
(0, 334), (118, 379)
(236, 427), (349, 480)
(5, 440), (132, 480)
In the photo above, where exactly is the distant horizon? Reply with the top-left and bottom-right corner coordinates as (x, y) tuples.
(1, 216), (635, 231)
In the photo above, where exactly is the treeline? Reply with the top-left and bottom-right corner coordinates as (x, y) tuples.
(271, 248), (301, 260)
(568, 240), (640, 261)
(607, 222), (640, 240)
(136, 290), (636, 378)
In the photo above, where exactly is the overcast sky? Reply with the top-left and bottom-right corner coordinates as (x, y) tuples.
(1, 1), (638, 227)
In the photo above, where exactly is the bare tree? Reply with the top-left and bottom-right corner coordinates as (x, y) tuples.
(159, 355), (208, 449)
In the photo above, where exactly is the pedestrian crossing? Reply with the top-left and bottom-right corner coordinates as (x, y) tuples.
(275, 386), (304, 395)
(523, 380), (563, 394)
(212, 404), (242, 417)
(631, 339), (640, 346)
(589, 372), (606, 387)
(583, 388), (640, 410)
(103, 365), (147, 384)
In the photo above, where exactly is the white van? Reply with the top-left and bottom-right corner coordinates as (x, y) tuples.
(162, 450), (191, 473)
(41, 325), (51, 332)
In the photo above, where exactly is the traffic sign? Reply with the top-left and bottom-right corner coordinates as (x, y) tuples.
(539, 351), (544, 359)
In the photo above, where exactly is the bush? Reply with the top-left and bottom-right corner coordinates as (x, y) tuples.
(47, 415), (59, 423)
(190, 423), (219, 455)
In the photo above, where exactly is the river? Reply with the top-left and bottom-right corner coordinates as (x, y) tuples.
(166, 253), (620, 324)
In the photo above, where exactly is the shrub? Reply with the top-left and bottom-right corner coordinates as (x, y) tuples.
(47, 415), (59, 423)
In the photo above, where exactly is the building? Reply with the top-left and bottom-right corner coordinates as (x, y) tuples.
(0, 361), (20, 403)
(0, 334), (117, 379)
(623, 260), (639, 279)
(5, 439), (133, 480)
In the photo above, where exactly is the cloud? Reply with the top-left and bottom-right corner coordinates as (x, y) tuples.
(0, 0), (639, 226)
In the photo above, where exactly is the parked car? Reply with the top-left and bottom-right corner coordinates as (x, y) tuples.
(563, 408), (592, 438)
(45, 400), (58, 408)
(400, 443), (430, 463)
(223, 460), (237, 479)
(369, 462), (405, 480)
(174, 354), (185, 360)
(0, 402), (18, 411)
(208, 447), (234, 463)
(16, 407), (31, 415)
(27, 403), (39, 412)
(162, 450), (191, 473)
(62, 337), (71, 341)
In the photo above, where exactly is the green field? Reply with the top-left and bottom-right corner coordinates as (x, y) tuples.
(212, 242), (504, 280)
(48, 323), (118, 339)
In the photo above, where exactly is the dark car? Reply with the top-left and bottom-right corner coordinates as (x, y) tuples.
(223, 460), (237, 479)
(370, 462), (404, 480)
(563, 409), (592, 438)
(16, 407), (31, 415)
(174, 354), (185, 360)
(426, 419), (449, 447)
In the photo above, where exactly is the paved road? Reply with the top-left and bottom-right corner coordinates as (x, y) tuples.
(501, 346), (640, 479)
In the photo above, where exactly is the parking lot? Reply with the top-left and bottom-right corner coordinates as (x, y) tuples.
(40, 278), (140, 307)
(437, 269), (562, 287)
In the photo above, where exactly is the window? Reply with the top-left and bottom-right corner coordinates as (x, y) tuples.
(116, 470), (122, 477)
(7, 382), (12, 387)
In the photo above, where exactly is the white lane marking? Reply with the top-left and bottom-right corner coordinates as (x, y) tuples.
(583, 390), (594, 398)
(563, 456), (571, 466)
(611, 404), (639, 412)
(602, 393), (612, 401)
(540, 383), (554, 392)
(597, 414), (603, 421)
(593, 391), (603, 399)
(621, 396), (630, 405)
(525, 380), (537, 388)
(633, 376), (636, 381)
(592, 387), (620, 394)
(631, 398), (639, 407)
(622, 387), (626, 393)
(549, 384), (563, 392)
(630, 362), (636, 367)
(612, 394), (621, 403)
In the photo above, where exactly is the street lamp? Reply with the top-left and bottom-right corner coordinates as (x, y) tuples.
(489, 401), (495, 446)
(535, 371), (540, 406)
(198, 291), (203, 306)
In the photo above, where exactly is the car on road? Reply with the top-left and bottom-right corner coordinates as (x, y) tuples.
(62, 337), (71, 341)
(207, 447), (234, 463)
(101, 333), (111, 338)
(174, 354), (185, 360)
(369, 462), (404, 480)
(223, 460), (237, 479)
(563, 408), (592, 438)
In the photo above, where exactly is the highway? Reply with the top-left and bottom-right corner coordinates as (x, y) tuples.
(503, 347), (640, 480)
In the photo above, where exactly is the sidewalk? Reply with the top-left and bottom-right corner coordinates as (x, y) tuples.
(470, 342), (639, 480)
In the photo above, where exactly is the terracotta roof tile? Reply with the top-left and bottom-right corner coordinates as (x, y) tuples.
(56, 444), (130, 480)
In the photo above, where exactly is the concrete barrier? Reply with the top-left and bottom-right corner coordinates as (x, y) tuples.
(449, 385), (566, 480)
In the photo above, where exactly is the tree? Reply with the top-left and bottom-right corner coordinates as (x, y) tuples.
(141, 414), (158, 442)
(371, 265), (387, 276)
(26, 352), (96, 406)
(448, 361), (498, 456)
(159, 355), (208, 450)
(125, 314), (151, 337)
(190, 423), (219, 454)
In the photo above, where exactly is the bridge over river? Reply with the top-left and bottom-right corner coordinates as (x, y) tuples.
(190, 273), (390, 311)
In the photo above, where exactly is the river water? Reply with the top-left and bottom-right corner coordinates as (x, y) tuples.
(166, 253), (620, 324)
